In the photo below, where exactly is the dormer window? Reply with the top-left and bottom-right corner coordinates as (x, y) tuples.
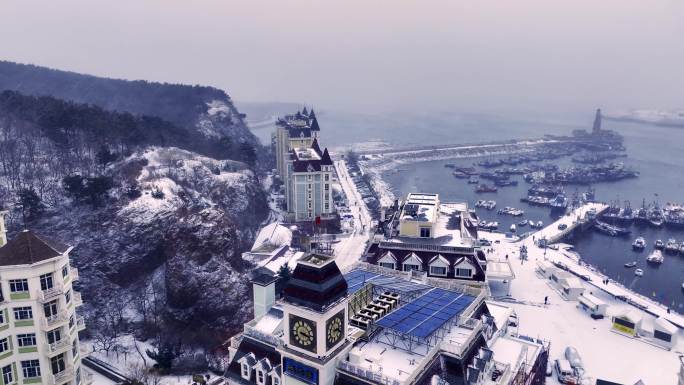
(241, 363), (250, 378)
(402, 253), (422, 272)
(272, 375), (280, 385)
(420, 227), (431, 238)
(238, 353), (256, 381)
(257, 369), (265, 385)
(429, 255), (449, 277)
(378, 251), (397, 270)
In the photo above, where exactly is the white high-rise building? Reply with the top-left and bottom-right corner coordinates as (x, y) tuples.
(275, 109), (335, 222)
(0, 211), (89, 385)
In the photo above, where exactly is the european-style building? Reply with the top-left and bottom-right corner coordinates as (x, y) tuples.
(275, 109), (334, 222)
(0, 211), (89, 385)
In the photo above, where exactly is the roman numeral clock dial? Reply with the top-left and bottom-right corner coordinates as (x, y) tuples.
(289, 315), (317, 352)
(326, 310), (345, 350)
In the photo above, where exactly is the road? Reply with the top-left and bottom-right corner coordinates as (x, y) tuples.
(333, 160), (373, 268)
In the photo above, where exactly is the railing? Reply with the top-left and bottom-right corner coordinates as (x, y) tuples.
(71, 268), (80, 281)
(337, 360), (403, 385)
(76, 315), (86, 331)
(47, 338), (71, 355)
(73, 292), (83, 307)
(243, 323), (281, 347)
(37, 283), (64, 302)
(42, 310), (69, 330)
(50, 367), (74, 385)
(79, 345), (92, 358)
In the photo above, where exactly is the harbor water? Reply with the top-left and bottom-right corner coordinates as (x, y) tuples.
(380, 120), (684, 311)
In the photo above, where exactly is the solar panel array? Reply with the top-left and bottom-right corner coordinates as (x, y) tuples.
(375, 288), (474, 339)
(343, 269), (432, 295)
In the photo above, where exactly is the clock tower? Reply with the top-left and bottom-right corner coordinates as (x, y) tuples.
(278, 254), (351, 385)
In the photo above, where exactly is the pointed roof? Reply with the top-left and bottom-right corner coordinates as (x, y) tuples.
(310, 116), (320, 131)
(309, 109), (316, 120)
(302, 106), (308, 115)
(320, 148), (333, 166)
(0, 230), (70, 266)
(311, 138), (322, 155)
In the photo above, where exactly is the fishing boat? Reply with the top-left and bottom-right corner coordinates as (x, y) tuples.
(468, 176), (479, 184)
(518, 219), (528, 227)
(594, 220), (630, 237)
(635, 268), (644, 277)
(654, 239), (665, 249)
(509, 224), (516, 233)
(632, 237), (646, 251)
(646, 249), (664, 264)
(549, 194), (569, 212)
(475, 184), (498, 193)
(624, 261), (637, 268)
(679, 243), (684, 255)
(665, 238), (679, 253)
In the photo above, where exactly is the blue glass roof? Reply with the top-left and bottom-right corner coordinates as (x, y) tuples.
(375, 288), (475, 339)
(343, 269), (432, 295)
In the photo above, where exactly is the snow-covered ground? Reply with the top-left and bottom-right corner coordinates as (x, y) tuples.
(484, 204), (684, 384)
(332, 160), (373, 268)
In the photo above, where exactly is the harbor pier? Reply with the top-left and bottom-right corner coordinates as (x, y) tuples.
(534, 202), (608, 244)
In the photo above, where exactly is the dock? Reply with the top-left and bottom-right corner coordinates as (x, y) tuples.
(534, 202), (608, 244)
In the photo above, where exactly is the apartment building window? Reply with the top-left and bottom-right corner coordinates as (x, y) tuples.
(455, 268), (472, 278)
(2, 365), (12, 384)
(0, 337), (8, 353)
(9, 279), (29, 292)
(72, 340), (78, 357)
(44, 300), (58, 318)
(420, 228), (431, 238)
(17, 334), (36, 347)
(62, 265), (69, 278)
(0, 288), (3, 302)
(51, 353), (66, 374)
(324, 174), (329, 181)
(40, 272), (54, 290)
(379, 262), (395, 270)
(308, 183), (312, 190)
(47, 328), (62, 344)
(324, 183), (329, 191)
(65, 290), (71, 304)
(21, 360), (41, 379)
(325, 203), (329, 211)
(69, 315), (75, 329)
(403, 263), (421, 272)
(14, 307), (33, 320)
(0, 310), (4, 324)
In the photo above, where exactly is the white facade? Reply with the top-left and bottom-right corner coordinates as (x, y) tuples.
(286, 162), (334, 222)
(0, 253), (87, 385)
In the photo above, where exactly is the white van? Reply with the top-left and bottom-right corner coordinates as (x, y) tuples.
(555, 359), (575, 383)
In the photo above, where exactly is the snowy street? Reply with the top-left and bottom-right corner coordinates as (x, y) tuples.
(484, 204), (684, 384)
(332, 159), (373, 268)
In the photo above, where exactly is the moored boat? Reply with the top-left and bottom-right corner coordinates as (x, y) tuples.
(646, 249), (664, 264)
(665, 238), (679, 253)
(624, 261), (637, 268)
(632, 237), (646, 251)
(654, 239), (665, 249)
(635, 268), (644, 277)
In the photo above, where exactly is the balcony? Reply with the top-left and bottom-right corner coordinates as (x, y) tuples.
(42, 310), (69, 330)
(71, 268), (80, 282)
(47, 338), (71, 356)
(76, 315), (86, 332)
(82, 370), (93, 385)
(73, 292), (83, 307)
(79, 345), (91, 359)
(37, 283), (64, 303)
(50, 367), (74, 385)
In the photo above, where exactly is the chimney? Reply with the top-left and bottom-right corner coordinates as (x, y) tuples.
(252, 274), (278, 319)
(0, 210), (8, 247)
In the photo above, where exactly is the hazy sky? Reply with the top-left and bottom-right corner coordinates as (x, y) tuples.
(1, 0), (682, 117)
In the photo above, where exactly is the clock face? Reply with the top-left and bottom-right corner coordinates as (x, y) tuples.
(289, 315), (317, 352)
(326, 310), (345, 350)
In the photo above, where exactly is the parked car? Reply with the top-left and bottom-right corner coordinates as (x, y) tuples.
(558, 223), (568, 230)
(555, 359), (575, 384)
(564, 346), (584, 369)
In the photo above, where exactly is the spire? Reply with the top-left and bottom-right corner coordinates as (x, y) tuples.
(310, 116), (320, 131)
(302, 106), (308, 115)
(311, 138), (322, 155)
(309, 109), (316, 120)
(320, 148), (333, 165)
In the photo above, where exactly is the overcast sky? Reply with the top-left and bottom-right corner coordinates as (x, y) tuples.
(1, 0), (682, 117)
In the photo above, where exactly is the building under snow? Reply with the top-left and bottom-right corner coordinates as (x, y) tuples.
(224, 254), (549, 385)
(364, 193), (490, 284)
(274, 109), (335, 222)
